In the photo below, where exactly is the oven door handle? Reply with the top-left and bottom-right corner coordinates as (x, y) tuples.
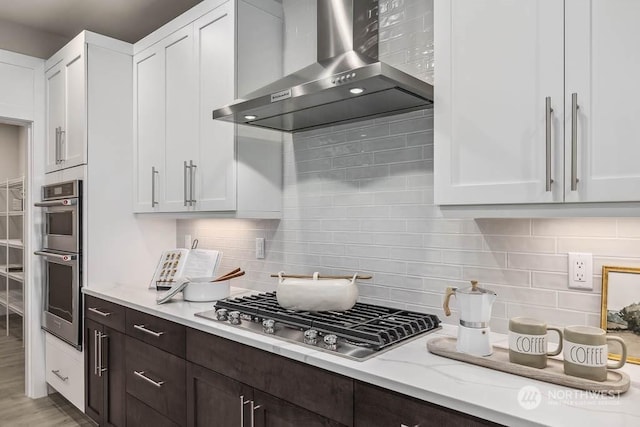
(35, 199), (78, 207)
(34, 251), (77, 261)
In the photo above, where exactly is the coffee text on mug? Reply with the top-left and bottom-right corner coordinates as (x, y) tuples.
(509, 332), (547, 355)
(564, 342), (607, 367)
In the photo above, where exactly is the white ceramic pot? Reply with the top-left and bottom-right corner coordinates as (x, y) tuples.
(276, 272), (359, 312)
(183, 277), (230, 302)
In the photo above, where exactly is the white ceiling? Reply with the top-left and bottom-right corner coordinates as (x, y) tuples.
(0, 0), (203, 58)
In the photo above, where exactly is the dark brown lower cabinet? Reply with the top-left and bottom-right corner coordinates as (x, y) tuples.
(354, 382), (501, 427)
(186, 362), (344, 427)
(125, 336), (186, 426)
(253, 390), (345, 427)
(85, 318), (125, 427)
(186, 328), (353, 426)
(127, 394), (180, 427)
(186, 362), (252, 427)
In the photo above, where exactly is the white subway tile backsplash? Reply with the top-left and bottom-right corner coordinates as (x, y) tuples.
(443, 250), (507, 268)
(374, 147), (423, 165)
(508, 253), (568, 273)
(484, 235), (556, 254)
(558, 237), (640, 258)
(475, 218), (531, 236)
(388, 247), (441, 263)
(484, 284), (556, 308)
(533, 218), (617, 237)
(557, 291), (601, 314)
(617, 218), (640, 237)
(506, 304), (587, 328)
(175, 1), (639, 332)
(531, 272), (568, 290)
(462, 267), (530, 287)
(406, 262), (462, 279)
(424, 234), (484, 250)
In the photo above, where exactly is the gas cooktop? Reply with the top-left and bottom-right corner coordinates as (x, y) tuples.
(195, 292), (441, 361)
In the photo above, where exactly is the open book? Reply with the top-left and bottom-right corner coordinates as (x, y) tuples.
(150, 248), (222, 290)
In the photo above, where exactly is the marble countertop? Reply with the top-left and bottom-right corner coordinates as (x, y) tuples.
(83, 283), (640, 427)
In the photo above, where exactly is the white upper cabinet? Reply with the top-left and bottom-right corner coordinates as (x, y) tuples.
(193, 5), (236, 211)
(435, 0), (640, 206)
(133, 46), (165, 213)
(45, 36), (86, 173)
(133, 0), (283, 217)
(564, 0), (640, 202)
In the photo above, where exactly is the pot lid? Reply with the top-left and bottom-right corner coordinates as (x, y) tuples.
(456, 280), (496, 295)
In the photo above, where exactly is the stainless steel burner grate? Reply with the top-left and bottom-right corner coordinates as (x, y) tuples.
(213, 292), (440, 351)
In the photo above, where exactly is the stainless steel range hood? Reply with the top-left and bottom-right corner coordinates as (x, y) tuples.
(213, 0), (433, 133)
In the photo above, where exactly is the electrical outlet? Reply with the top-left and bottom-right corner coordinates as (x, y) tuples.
(256, 238), (265, 259)
(568, 252), (593, 290)
(184, 234), (192, 249)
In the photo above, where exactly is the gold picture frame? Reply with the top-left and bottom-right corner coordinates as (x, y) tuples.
(601, 266), (640, 365)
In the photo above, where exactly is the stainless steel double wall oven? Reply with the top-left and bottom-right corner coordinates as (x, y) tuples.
(35, 180), (83, 349)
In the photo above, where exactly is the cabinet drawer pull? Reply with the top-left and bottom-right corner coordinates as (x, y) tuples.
(545, 96), (554, 192)
(400, 424), (419, 427)
(570, 92), (580, 191)
(133, 370), (165, 388)
(151, 166), (159, 207)
(52, 369), (68, 382)
(240, 395), (250, 427)
(88, 307), (112, 317)
(184, 161), (190, 207)
(250, 400), (262, 427)
(133, 324), (165, 337)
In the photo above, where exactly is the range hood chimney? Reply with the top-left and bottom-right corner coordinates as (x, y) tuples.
(213, 0), (433, 133)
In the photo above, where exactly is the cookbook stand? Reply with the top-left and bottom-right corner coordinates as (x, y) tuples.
(427, 337), (630, 394)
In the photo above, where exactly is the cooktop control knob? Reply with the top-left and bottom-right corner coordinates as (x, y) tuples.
(215, 308), (228, 321)
(262, 319), (275, 334)
(303, 329), (318, 345)
(228, 311), (242, 325)
(323, 334), (338, 351)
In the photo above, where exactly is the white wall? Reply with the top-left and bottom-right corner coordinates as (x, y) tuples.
(176, 0), (640, 334)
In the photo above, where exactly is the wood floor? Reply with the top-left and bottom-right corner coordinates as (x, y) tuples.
(0, 315), (95, 426)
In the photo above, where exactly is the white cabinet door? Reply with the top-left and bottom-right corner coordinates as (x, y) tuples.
(45, 64), (65, 172)
(62, 50), (86, 169)
(133, 47), (165, 212)
(565, 0), (640, 202)
(193, 4), (237, 211)
(163, 27), (198, 211)
(434, 0), (564, 205)
(45, 41), (86, 173)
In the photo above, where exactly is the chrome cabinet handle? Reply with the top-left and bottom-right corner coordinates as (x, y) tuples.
(93, 330), (98, 376)
(55, 127), (60, 164)
(35, 199), (78, 207)
(133, 324), (164, 337)
(151, 166), (159, 207)
(133, 370), (164, 388)
(52, 370), (68, 382)
(571, 92), (580, 191)
(545, 96), (554, 192)
(240, 395), (250, 427)
(97, 332), (108, 377)
(34, 250), (77, 261)
(189, 160), (197, 206)
(250, 401), (262, 427)
(59, 128), (66, 162)
(183, 161), (190, 207)
(88, 307), (111, 317)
